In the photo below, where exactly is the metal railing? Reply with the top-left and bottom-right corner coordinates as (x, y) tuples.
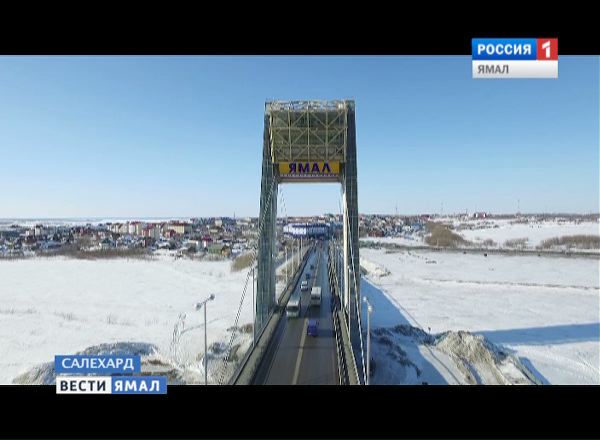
(328, 241), (360, 385)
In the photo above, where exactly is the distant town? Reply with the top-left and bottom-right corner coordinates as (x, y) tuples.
(1, 212), (598, 259)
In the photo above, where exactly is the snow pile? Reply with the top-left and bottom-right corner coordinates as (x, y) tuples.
(370, 325), (538, 385)
(435, 331), (538, 385)
(369, 325), (443, 385)
(360, 257), (391, 277)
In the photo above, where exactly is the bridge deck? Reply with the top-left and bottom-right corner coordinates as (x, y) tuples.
(254, 241), (338, 385)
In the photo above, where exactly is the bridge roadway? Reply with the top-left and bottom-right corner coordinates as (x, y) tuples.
(253, 240), (338, 384)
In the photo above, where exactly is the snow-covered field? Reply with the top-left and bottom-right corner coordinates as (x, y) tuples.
(2, 240), (597, 385)
(361, 219), (600, 252)
(455, 220), (599, 248)
(0, 253), (260, 384)
(360, 248), (600, 384)
(361, 235), (425, 247)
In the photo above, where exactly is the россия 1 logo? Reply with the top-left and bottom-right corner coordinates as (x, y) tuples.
(472, 38), (558, 79)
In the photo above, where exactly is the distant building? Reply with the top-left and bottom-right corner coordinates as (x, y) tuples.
(201, 235), (213, 249)
(134, 222), (145, 235)
(167, 222), (191, 235)
(142, 225), (161, 240)
(208, 243), (230, 257)
(283, 223), (329, 238)
(128, 222), (139, 235)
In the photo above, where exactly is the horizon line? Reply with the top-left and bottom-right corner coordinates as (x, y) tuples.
(1, 211), (599, 221)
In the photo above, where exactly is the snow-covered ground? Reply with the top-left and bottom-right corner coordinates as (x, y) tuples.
(361, 219), (599, 252)
(0, 253), (261, 384)
(455, 219), (599, 248)
(361, 235), (425, 247)
(2, 241), (597, 385)
(0, 248), (303, 385)
(360, 248), (600, 384)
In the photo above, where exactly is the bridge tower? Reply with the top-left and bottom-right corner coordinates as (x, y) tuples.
(256, 100), (361, 353)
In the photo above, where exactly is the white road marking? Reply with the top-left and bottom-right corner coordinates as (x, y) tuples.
(292, 318), (308, 384)
(292, 250), (321, 384)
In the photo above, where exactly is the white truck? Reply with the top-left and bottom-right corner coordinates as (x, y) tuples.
(310, 286), (322, 307)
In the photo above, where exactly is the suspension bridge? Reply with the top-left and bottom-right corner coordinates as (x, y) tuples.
(216, 100), (365, 385)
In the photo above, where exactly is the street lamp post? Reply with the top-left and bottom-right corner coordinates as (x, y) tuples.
(363, 296), (373, 385)
(252, 267), (256, 346)
(195, 294), (215, 385)
(285, 247), (288, 285)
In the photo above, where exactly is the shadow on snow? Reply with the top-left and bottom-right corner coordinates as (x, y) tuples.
(360, 277), (449, 384)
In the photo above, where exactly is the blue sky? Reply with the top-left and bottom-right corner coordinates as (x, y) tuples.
(0, 56), (598, 218)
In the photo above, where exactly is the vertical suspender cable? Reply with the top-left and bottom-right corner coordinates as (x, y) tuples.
(217, 178), (276, 384)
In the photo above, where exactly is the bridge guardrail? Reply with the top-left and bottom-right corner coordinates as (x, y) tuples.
(328, 242), (360, 386)
(328, 245), (345, 385)
(338, 308), (360, 385)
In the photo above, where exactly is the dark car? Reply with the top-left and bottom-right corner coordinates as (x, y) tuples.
(307, 319), (319, 337)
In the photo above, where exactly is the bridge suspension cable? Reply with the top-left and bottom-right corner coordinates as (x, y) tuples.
(216, 177), (277, 385)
